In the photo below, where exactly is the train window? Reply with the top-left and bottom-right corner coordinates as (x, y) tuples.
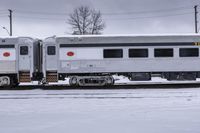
(104, 49), (123, 58)
(129, 49), (148, 58)
(47, 46), (56, 55)
(154, 48), (173, 57)
(179, 48), (199, 57)
(20, 46), (28, 55)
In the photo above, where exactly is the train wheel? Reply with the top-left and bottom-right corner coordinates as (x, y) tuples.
(105, 76), (115, 86)
(69, 77), (78, 86)
(9, 77), (19, 88)
(0, 76), (14, 88)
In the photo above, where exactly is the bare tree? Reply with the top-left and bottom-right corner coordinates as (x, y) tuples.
(68, 6), (105, 35)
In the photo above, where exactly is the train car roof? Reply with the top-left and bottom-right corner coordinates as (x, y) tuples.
(0, 36), (38, 40)
(55, 34), (200, 38)
(44, 34), (200, 45)
(0, 37), (39, 46)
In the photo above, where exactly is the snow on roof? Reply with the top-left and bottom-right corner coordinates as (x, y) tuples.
(0, 36), (19, 39)
(0, 36), (38, 40)
(55, 33), (200, 38)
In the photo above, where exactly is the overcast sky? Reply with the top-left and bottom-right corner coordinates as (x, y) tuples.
(0, 0), (199, 38)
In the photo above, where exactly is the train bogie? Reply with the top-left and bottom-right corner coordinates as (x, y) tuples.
(68, 76), (115, 86)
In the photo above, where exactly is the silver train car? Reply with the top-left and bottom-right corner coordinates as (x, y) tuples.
(0, 37), (43, 87)
(43, 35), (200, 86)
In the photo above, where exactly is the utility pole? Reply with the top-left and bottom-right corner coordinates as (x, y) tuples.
(194, 5), (198, 33)
(8, 9), (12, 36)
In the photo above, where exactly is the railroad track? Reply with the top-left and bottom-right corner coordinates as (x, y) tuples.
(1, 81), (200, 90)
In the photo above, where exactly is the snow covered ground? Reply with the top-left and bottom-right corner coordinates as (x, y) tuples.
(0, 88), (200, 133)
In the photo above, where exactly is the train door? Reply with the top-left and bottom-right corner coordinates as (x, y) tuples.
(45, 45), (58, 82)
(18, 44), (31, 82)
(46, 45), (57, 70)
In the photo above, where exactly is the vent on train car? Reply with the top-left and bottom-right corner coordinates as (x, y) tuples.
(19, 72), (31, 82)
(46, 71), (58, 82)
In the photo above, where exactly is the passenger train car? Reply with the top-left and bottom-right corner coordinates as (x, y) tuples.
(0, 37), (43, 87)
(1, 35), (200, 87)
(43, 35), (200, 86)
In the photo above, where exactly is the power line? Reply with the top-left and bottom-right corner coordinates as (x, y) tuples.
(10, 7), (194, 22)
(105, 12), (193, 21)
(14, 15), (66, 20)
(13, 12), (193, 22)
(102, 6), (193, 15)
(13, 5), (195, 16)
(14, 10), (68, 16)
(0, 6), (195, 25)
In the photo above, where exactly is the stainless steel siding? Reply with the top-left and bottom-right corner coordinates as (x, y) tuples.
(0, 61), (16, 73)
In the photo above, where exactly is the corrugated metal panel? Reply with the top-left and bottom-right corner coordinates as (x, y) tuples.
(0, 61), (16, 73)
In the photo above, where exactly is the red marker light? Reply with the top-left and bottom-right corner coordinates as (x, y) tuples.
(67, 51), (74, 57)
(3, 52), (10, 57)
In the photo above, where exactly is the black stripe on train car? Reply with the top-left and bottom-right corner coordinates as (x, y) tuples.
(60, 42), (196, 47)
(0, 45), (15, 48)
